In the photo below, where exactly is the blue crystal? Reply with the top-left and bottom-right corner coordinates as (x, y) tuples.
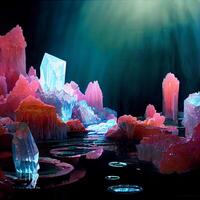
(40, 53), (66, 91)
(12, 123), (40, 176)
(57, 90), (76, 122)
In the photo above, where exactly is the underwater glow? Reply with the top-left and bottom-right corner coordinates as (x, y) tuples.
(35, 0), (200, 115)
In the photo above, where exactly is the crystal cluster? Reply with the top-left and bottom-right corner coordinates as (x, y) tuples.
(182, 92), (200, 138)
(0, 25), (26, 92)
(136, 131), (200, 174)
(0, 25), (117, 141)
(16, 96), (67, 140)
(12, 123), (39, 175)
(106, 105), (177, 140)
(162, 73), (179, 122)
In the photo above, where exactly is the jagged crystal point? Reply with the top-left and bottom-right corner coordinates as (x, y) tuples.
(12, 122), (39, 176)
(39, 53), (66, 91)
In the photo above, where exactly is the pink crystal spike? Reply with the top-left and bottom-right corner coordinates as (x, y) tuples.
(162, 73), (179, 122)
(145, 104), (156, 119)
(85, 81), (103, 110)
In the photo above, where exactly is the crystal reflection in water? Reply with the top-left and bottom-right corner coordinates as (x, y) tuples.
(107, 184), (143, 194)
(108, 162), (127, 168)
(105, 175), (120, 181)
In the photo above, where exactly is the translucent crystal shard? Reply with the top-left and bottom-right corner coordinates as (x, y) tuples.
(40, 53), (66, 91)
(12, 123), (39, 176)
(182, 92), (200, 138)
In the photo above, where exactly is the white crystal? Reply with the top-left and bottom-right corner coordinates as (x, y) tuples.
(40, 53), (66, 91)
(182, 92), (200, 138)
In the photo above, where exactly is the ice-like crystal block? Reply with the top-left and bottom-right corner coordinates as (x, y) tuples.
(57, 90), (76, 122)
(12, 123), (40, 176)
(182, 92), (200, 138)
(40, 53), (66, 91)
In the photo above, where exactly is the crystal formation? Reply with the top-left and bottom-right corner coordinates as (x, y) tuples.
(16, 96), (67, 140)
(12, 122), (39, 175)
(0, 25), (26, 91)
(162, 73), (179, 122)
(85, 81), (103, 110)
(40, 53), (66, 91)
(0, 75), (39, 118)
(182, 92), (200, 138)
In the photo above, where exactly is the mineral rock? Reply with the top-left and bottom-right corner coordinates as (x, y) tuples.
(145, 104), (156, 118)
(72, 101), (100, 125)
(162, 73), (179, 121)
(64, 81), (85, 100)
(40, 53), (66, 91)
(85, 81), (103, 110)
(0, 76), (7, 97)
(12, 122), (39, 175)
(106, 112), (177, 140)
(28, 66), (37, 77)
(182, 92), (200, 138)
(66, 119), (86, 133)
(0, 25), (26, 91)
(0, 75), (39, 118)
(16, 96), (67, 140)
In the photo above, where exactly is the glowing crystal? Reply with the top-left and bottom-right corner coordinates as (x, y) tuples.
(145, 104), (156, 118)
(0, 25), (26, 91)
(85, 81), (103, 110)
(162, 73), (179, 122)
(86, 119), (116, 134)
(39, 90), (76, 122)
(0, 75), (39, 118)
(64, 81), (85, 100)
(182, 92), (200, 138)
(12, 122), (39, 175)
(40, 53), (66, 91)
(16, 96), (67, 140)
(72, 101), (100, 125)
(28, 66), (37, 77)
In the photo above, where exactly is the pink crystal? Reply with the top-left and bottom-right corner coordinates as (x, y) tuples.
(137, 134), (185, 164)
(28, 66), (37, 77)
(0, 76), (7, 97)
(0, 75), (39, 118)
(162, 73), (179, 121)
(64, 81), (84, 100)
(0, 25), (27, 91)
(145, 104), (156, 118)
(106, 107), (175, 140)
(16, 96), (67, 140)
(159, 139), (200, 174)
(85, 81), (103, 110)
